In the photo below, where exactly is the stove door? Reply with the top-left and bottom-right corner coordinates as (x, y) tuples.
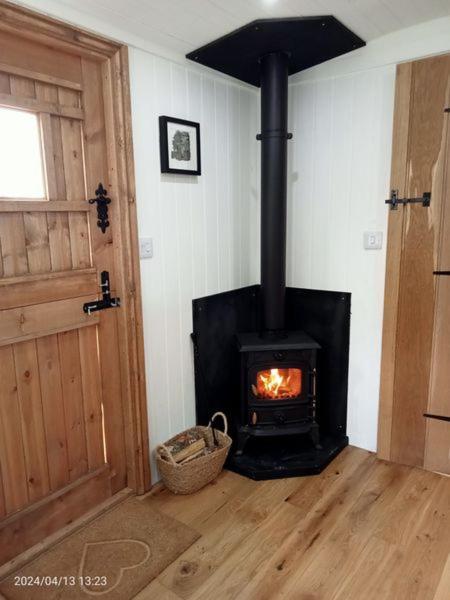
(253, 366), (302, 401)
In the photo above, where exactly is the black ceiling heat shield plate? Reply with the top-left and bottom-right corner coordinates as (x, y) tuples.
(186, 16), (365, 87)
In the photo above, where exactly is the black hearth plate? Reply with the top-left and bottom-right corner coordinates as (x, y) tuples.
(227, 434), (348, 480)
(186, 17), (365, 87)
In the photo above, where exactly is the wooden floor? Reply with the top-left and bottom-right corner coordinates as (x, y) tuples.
(135, 446), (450, 600)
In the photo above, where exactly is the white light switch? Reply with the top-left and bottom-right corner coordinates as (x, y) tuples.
(139, 237), (153, 259)
(363, 231), (383, 250)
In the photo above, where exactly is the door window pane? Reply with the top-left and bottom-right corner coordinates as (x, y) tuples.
(0, 107), (45, 198)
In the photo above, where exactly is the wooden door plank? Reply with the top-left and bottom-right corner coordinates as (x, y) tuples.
(0, 295), (99, 346)
(0, 268), (97, 310)
(0, 344), (28, 513)
(0, 213), (28, 277)
(0, 91), (83, 118)
(57, 87), (80, 109)
(0, 201), (88, 212)
(35, 81), (58, 105)
(390, 56), (450, 467)
(0, 465), (111, 565)
(60, 114), (91, 269)
(23, 211), (51, 274)
(58, 330), (88, 481)
(40, 112), (57, 199)
(36, 335), (70, 491)
(67, 211), (91, 268)
(98, 309), (127, 492)
(82, 59), (114, 276)
(47, 214), (72, 271)
(43, 113), (72, 272)
(0, 61), (82, 91)
(50, 116), (67, 200)
(9, 74), (35, 98)
(78, 326), (105, 471)
(13, 339), (50, 502)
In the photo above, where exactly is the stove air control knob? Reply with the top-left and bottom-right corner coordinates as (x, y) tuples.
(274, 411), (286, 425)
(274, 351), (285, 361)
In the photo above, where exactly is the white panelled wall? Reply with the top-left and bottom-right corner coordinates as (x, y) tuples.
(285, 67), (396, 451)
(129, 49), (259, 478)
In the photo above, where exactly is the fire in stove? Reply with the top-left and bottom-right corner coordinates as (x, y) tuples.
(253, 368), (302, 400)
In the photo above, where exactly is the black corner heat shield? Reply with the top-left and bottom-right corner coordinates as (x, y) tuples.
(191, 286), (351, 479)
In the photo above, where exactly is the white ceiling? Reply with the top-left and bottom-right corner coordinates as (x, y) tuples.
(55, 0), (450, 56)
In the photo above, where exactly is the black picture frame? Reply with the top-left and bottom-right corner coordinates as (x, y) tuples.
(159, 116), (201, 175)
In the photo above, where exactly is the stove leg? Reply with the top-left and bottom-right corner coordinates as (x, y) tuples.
(235, 431), (250, 456)
(310, 423), (322, 450)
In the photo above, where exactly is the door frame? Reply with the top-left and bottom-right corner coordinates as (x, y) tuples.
(377, 62), (412, 460)
(0, 0), (151, 492)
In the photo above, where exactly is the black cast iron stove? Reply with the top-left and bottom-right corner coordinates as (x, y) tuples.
(188, 17), (364, 479)
(236, 331), (321, 456)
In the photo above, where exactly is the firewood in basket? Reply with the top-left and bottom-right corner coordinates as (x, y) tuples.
(172, 438), (206, 463)
(168, 431), (202, 455)
(179, 447), (207, 464)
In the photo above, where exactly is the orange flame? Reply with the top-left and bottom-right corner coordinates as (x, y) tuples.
(255, 368), (301, 400)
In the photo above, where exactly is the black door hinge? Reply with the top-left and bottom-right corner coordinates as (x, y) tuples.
(83, 271), (120, 315)
(424, 412), (450, 422)
(385, 189), (431, 211)
(89, 183), (111, 233)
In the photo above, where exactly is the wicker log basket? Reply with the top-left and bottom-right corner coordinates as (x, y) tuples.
(156, 412), (232, 495)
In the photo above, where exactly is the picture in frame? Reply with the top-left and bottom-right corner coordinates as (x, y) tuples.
(159, 116), (201, 175)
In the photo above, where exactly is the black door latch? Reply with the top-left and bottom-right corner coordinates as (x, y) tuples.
(385, 189), (431, 211)
(83, 271), (120, 315)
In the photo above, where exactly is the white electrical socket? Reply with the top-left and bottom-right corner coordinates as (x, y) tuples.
(363, 231), (383, 250)
(139, 237), (153, 259)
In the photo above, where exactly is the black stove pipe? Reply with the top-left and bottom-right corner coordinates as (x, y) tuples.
(259, 51), (290, 333)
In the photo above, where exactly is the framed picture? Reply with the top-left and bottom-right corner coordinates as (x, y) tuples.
(159, 116), (201, 175)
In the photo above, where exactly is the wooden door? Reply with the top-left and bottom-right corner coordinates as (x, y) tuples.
(378, 54), (450, 471)
(0, 3), (150, 565)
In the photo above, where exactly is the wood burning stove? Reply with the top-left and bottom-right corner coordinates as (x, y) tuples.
(189, 17), (363, 479)
(236, 331), (321, 455)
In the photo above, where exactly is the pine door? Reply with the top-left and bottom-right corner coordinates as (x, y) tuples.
(0, 9), (149, 565)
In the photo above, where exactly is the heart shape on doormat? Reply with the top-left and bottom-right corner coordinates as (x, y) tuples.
(78, 539), (151, 596)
